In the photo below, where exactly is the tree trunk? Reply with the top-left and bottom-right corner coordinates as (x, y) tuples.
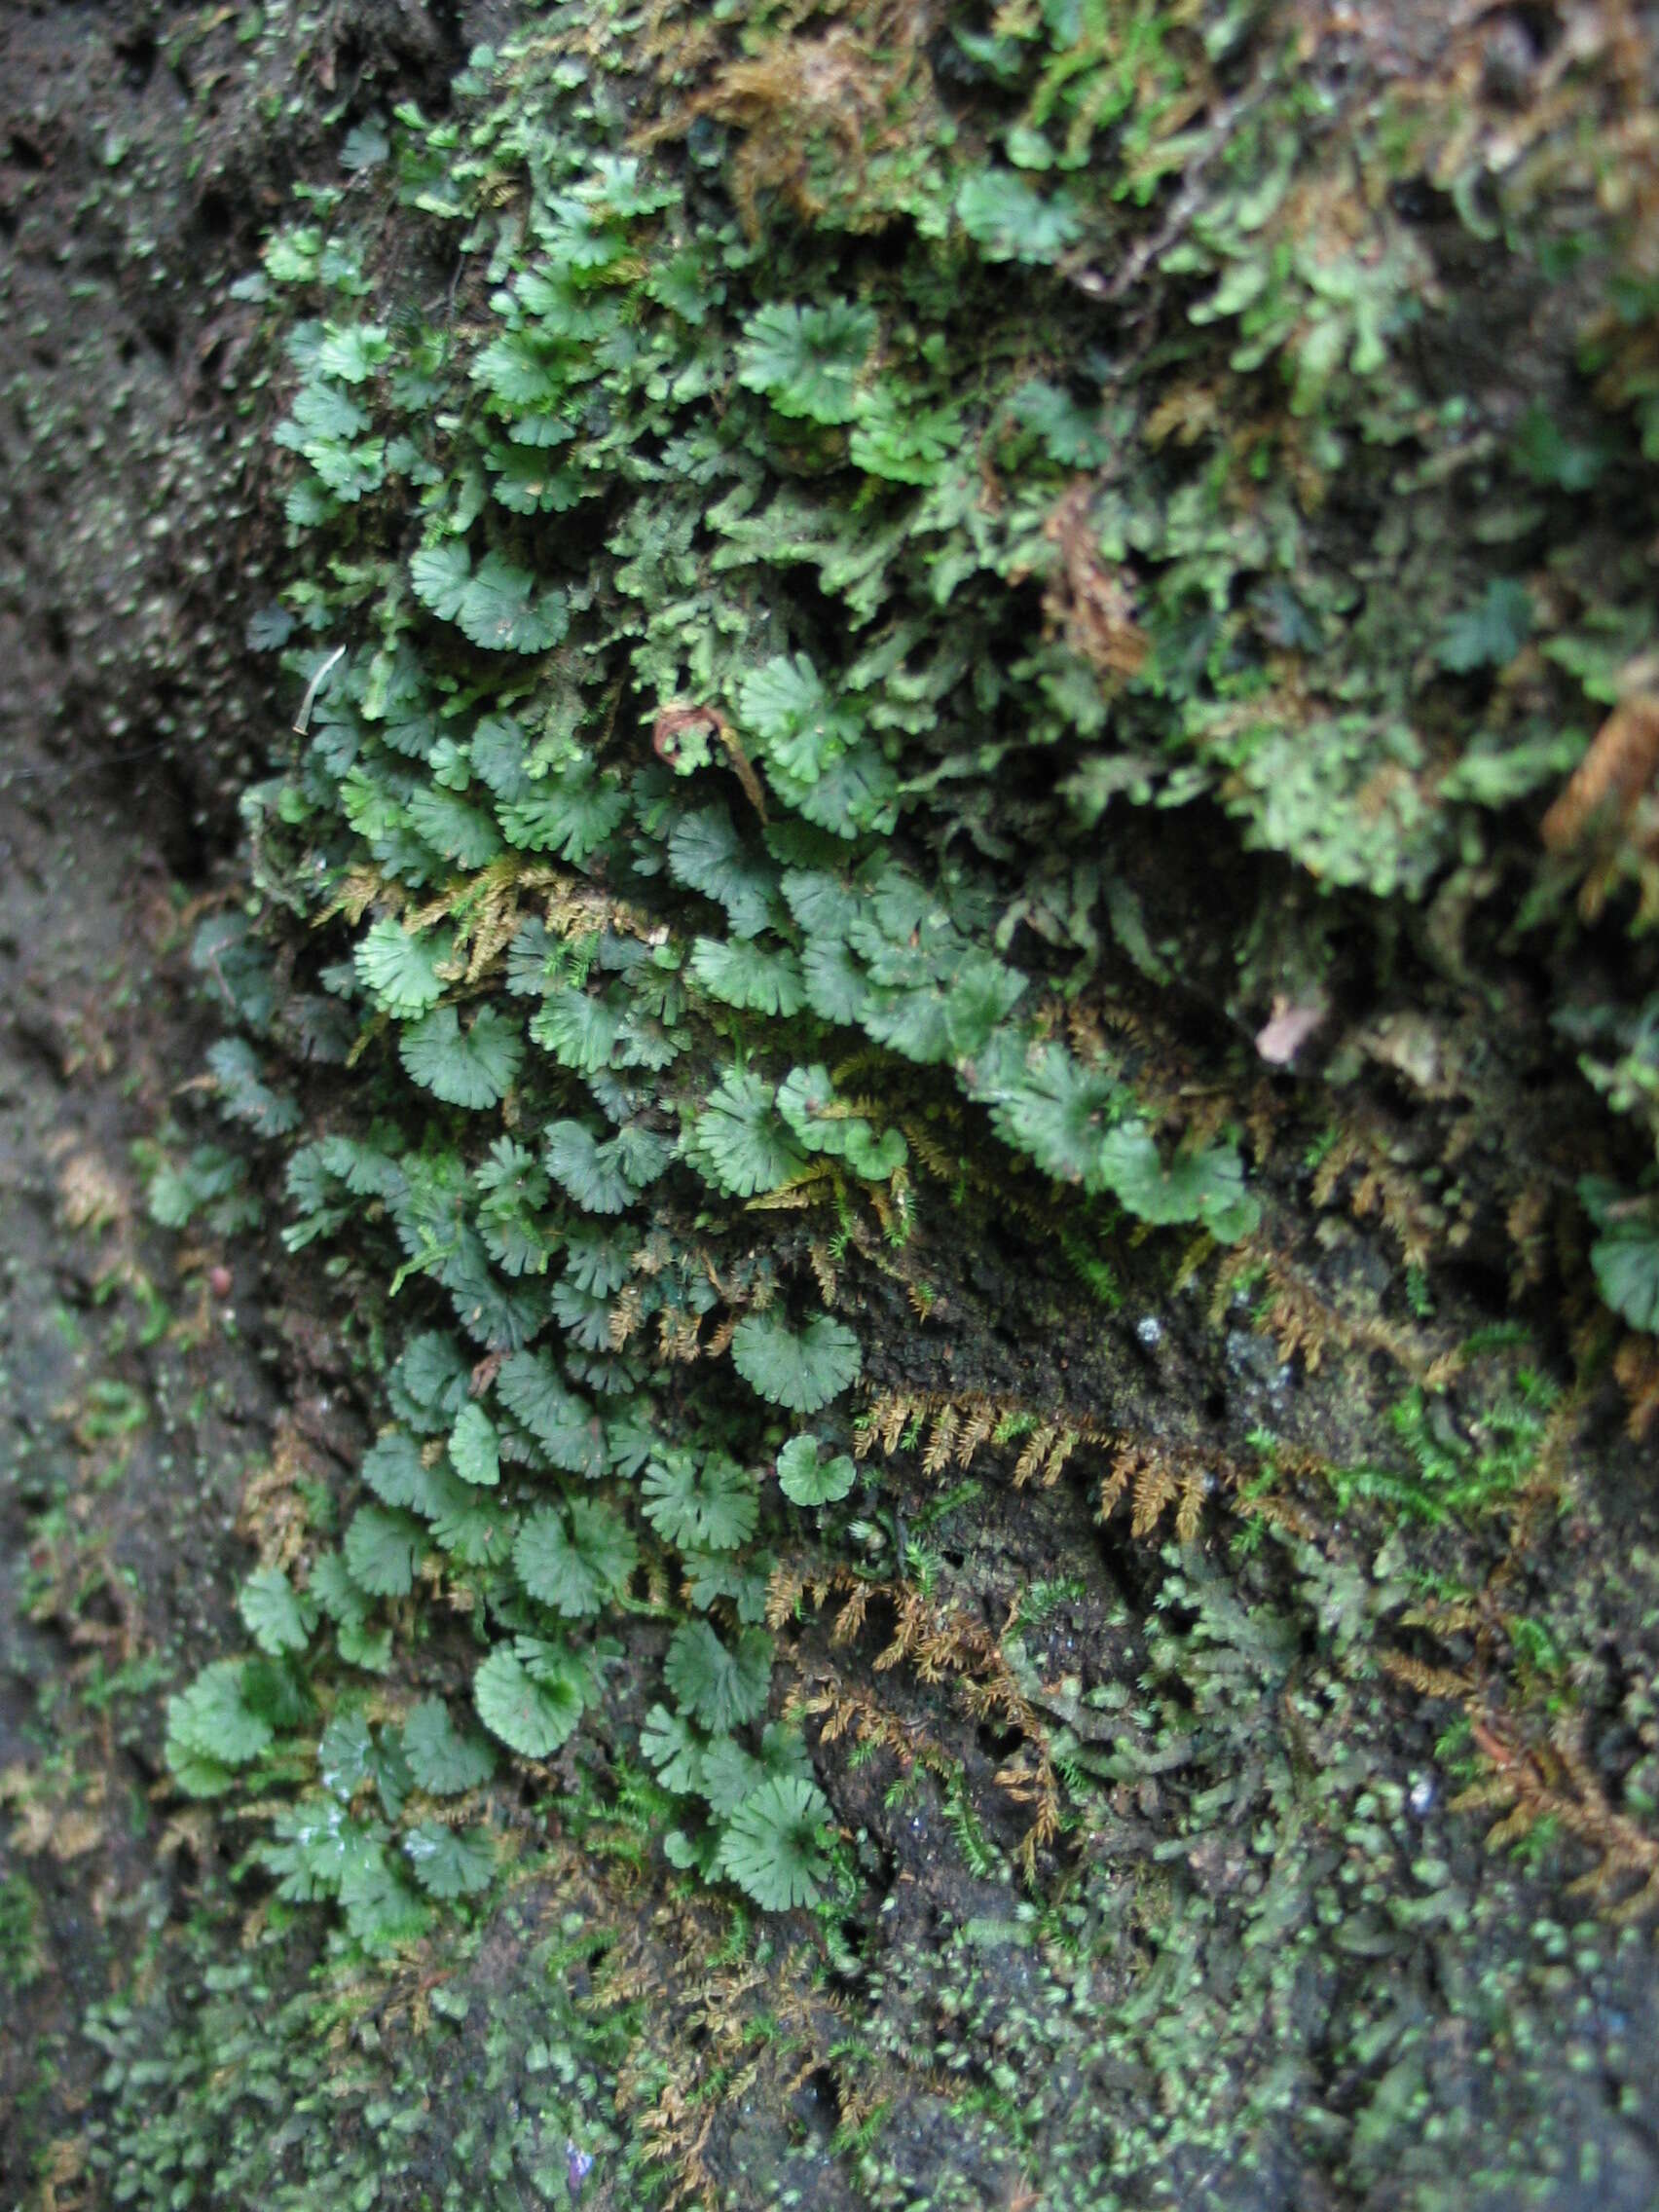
(3, 5), (1658, 2208)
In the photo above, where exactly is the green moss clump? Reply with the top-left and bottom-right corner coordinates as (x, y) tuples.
(58, 2), (1659, 2204)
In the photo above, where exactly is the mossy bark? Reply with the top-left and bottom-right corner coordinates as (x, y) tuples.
(3, 5), (1659, 2210)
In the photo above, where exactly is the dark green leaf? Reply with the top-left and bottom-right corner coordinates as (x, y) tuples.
(344, 1506), (424, 1598)
(473, 1641), (584, 1758)
(730, 1309), (863, 1413)
(403, 1822), (496, 1899)
(642, 1449), (759, 1551)
(449, 1401), (500, 1488)
(776, 1435), (857, 1506)
(513, 1498), (638, 1616)
(737, 300), (876, 424)
(239, 1567), (317, 1656)
(399, 1006), (524, 1109)
(1437, 579), (1533, 674)
(718, 1775), (831, 1910)
(664, 1620), (774, 1732)
(691, 1071), (808, 1198)
(401, 1697), (498, 1796)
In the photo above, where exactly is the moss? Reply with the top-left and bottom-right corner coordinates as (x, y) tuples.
(8, 0), (1659, 2205)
